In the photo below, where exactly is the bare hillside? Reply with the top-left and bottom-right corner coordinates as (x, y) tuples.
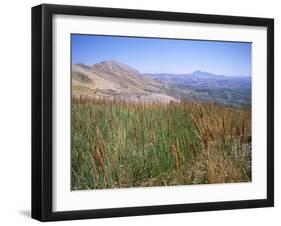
(72, 61), (178, 103)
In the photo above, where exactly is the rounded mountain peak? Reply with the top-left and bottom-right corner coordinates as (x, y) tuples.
(92, 60), (139, 74)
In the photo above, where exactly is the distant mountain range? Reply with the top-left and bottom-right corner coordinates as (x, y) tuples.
(145, 70), (251, 90)
(72, 60), (251, 106)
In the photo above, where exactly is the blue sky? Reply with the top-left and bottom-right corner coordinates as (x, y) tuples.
(72, 34), (251, 77)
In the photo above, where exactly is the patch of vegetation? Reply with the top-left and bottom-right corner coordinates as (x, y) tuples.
(71, 96), (251, 190)
(166, 83), (251, 107)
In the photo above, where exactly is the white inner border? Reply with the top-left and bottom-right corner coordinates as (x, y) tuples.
(53, 14), (267, 211)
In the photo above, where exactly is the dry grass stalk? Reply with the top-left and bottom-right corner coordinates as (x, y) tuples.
(171, 141), (181, 170)
(92, 126), (110, 185)
(90, 154), (99, 182)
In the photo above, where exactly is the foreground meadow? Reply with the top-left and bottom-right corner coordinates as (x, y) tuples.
(71, 96), (251, 190)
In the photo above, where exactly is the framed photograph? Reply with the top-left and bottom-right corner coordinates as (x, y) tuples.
(32, 4), (274, 221)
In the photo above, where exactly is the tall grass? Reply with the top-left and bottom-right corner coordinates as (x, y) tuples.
(71, 96), (251, 190)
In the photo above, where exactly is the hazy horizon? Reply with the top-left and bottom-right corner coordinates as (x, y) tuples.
(72, 34), (252, 77)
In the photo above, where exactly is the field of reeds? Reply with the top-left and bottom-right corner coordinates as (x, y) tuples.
(71, 96), (251, 190)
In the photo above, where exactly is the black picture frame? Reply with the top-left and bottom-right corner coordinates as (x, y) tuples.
(32, 4), (274, 222)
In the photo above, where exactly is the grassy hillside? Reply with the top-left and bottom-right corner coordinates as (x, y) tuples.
(71, 96), (251, 190)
